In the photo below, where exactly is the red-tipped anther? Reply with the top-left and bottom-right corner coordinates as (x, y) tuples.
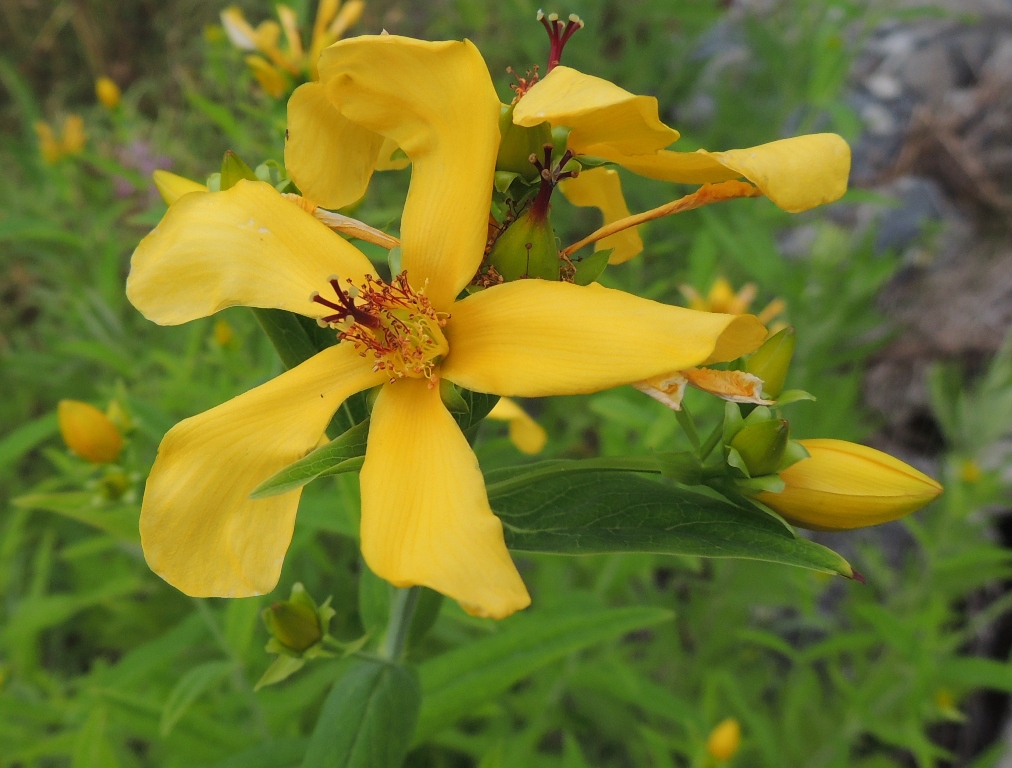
(537, 10), (585, 72)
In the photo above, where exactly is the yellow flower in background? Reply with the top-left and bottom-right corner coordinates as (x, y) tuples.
(757, 439), (943, 530)
(487, 398), (547, 454)
(34, 116), (86, 164)
(128, 37), (766, 619)
(706, 718), (741, 761)
(58, 400), (123, 464)
(681, 278), (786, 328)
(95, 77), (121, 109)
(220, 0), (365, 96)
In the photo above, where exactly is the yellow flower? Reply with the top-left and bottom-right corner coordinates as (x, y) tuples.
(34, 115), (86, 164)
(58, 400), (123, 464)
(706, 718), (741, 761)
(220, 0), (365, 96)
(95, 77), (121, 109)
(487, 398), (547, 454)
(128, 37), (766, 618)
(681, 278), (786, 329)
(757, 439), (943, 530)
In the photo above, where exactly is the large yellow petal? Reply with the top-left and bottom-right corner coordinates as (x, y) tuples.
(442, 281), (766, 397)
(513, 66), (679, 155)
(127, 179), (373, 325)
(318, 36), (500, 310)
(558, 167), (643, 264)
(285, 81), (386, 210)
(141, 344), (384, 597)
(359, 378), (530, 619)
(604, 134), (851, 214)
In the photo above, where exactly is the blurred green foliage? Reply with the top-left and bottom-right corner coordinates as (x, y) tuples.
(1, 0), (1011, 766)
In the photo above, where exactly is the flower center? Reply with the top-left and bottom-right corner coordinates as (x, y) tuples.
(528, 143), (579, 221)
(311, 272), (449, 384)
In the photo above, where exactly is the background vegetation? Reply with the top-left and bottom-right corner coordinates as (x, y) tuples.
(2, 0), (1011, 766)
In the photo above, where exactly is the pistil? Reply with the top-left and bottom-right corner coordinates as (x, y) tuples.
(538, 11), (584, 72)
(528, 143), (578, 221)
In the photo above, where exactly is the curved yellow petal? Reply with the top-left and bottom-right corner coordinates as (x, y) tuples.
(246, 55), (287, 98)
(559, 167), (642, 264)
(220, 6), (259, 50)
(487, 398), (547, 454)
(152, 170), (207, 206)
(757, 439), (943, 531)
(374, 136), (410, 171)
(141, 344), (384, 597)
(513, 66), (679, 155)
(285, 82), (385, 210)
(127, 180), (373, 325)
(360, 378), (530, 619)
(442, 281), (766, 397)
(318, 36), (500, 310)
(609, 134), (851, 214)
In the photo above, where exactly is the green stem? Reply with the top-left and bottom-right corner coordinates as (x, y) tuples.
(379, 587), (421, 662)
(675, 403), (700, 450)
(699, 421), (724, 461)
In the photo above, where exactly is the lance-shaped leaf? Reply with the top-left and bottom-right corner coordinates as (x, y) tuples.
(487, 468), (853, 577)
(250, 419), (370, 499)
(302, 656), (420, 768)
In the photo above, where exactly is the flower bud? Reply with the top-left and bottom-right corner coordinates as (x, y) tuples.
(58, 400), (123, 464)
(496, 104), (553, 183)
(757, 439), (943, 530)
(95, 77), (121, 109)
(152, 170), (207, 205)
(729, 418), (789, 477)
(262, 584), (322, 653)
(745, 327), (795, 399)
(220, 150), (258, 191)
(487, 207), (560, 282)
(706, 718), (741, 761)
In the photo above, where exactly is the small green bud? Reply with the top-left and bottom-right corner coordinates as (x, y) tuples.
(497, 104), (552, 183)
(729, 418), (789, 477)
(487, 207), (561, 281)
(263, 583), (322, 653)
(745, 327), (796, 399)
(220, 150), (258, 191)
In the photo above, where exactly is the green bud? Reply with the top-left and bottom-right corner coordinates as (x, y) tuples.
(262, 583), (322, 653)
(220, 150), (258, 191)
(497, 104), (552, 183)
(745, 327), (796, 399)
(487, 207), (560, 282)
(729, 418), (789, 477)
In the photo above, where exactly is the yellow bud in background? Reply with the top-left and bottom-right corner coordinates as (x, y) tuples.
(58, 400), (123, 464)
(214, 318), (235, 347)
(757, 439), (942, 531)
(60, 115), (86, 155)
(34, 121), (62, 164)
(959, 459), (982, 484)
(245, 54), (287, 98)
(487, 398), (547, 454)
(706, 718), (741, 761)
(152, 170), (207, 205)
(95, 77), (121, 109)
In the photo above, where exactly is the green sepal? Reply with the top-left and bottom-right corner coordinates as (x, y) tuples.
(439, 380), (470, 414)
(254, 655), (305, 691)
(551, 125), (572, 156)
(745, 326), (796, 399)
(487, 207), (560, 281)
(220, 150), (258, 190)
(725, 446), (751, 478)
(776, 389), (817, 406)
(743, 405), (773, 426)
(249, 420), (370, 499)
(722, 402), (745, 444)
(777, 439), (811, 472)
(573, 248), (612, 286)
(494, 171), (521, 194)
(729, 418), (789, 477)
(736, 474), (787, 494)
(387, 246), (402, 275)
(497, 104), (552, 182)
(206, 172), (221, 192)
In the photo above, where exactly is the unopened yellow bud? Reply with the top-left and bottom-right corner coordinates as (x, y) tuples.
(95, 77), (121, 109)
(58, 400), (123, 464)
(214, 319), (235, 347)
(706, 718), (741, 761)
(60, 115), (86, 155)
(959, 459), (981, 484)
(757, 439), (942, 531)
(152, 170), (207, 206)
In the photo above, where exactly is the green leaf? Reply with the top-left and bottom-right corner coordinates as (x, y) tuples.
(453, 389), (500, 433)
(255, 655), (306, 691)
(406, 588), (444, 648)
(250, 420), (370, 499)
(301, 657), (420, 768)
(251, 308), (327, 371)
(488, 469), (852, 577)
(73, 706), (118, 768)
(776, 389), (817, 406)
(159, 660), (234, 736)
(573, 248), (612, 286)
(358, 562), (392, 641)
(414, 606), (672, 741)
(12, 493), (140, 543)
(210, 738), (309, 768)
(0, 412), (58, 473)
(939, 657), (1012, 693)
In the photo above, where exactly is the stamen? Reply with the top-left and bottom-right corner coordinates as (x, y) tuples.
(538, 9), (585, 72)
(507, 65), (540, 101)
(528, 142), (580, 221)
